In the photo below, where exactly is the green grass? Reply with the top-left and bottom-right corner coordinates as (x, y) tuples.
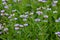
(0, 0), (60, 40)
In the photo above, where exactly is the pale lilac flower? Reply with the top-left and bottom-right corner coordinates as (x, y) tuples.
(14, 24), (19, 27)
(55, 32), (60, 37)
(0, 32), (2, 34)
(58, 17), (60, 21)
(2, 2), (7, 4)
(1, 10), (5, 13)
(14, 18), (18, 20)
(8, 16), (12, 19)
(55, 19), (59, 22)
(36, 11), (43, 15)
(24, 15), (28, 18)
(4, 6), (8, 9)
(38, 0), (47, 2)
(15, 27), (19, 30)
(52, 3), (56, 6)
(24, 23), (28, 26)
(43, 15), (48, 18)
(55, 32), (60, 35)
(35, 18), (41, 22)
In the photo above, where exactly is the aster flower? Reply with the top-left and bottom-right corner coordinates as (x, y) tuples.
(14, 18), (18, 20)
(1, 10), (5, 13)
(36, 11), (43, 15)
(23, 18), (27, 22)
(15, 27), (19, 30)
(3, 28), (8, 32)
(53, 10), (57, 14)
(24, 23), (28, 26)
(14, 24), (19, 27)
(0, 32), (2, 34)
(0, 24), (4, 30)
(4, 5), (8, 9)
(55, 19), (59, 22)
(55, 32), (60, 37)
(35, 18), (41, 22)
(43, 15), (48, 18)
(19, 24), (24, 27)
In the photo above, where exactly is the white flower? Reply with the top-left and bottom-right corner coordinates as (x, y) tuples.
(12, 9), (16, 12)
(0, 24), (4, 30)
(38, 0), (42, 2)
(23, 18), (27, 22)
(19, 24), (24, 27)
(2, 0), (6, 1)
(4, 28), (8, 32)
(55, 19), (59, 22)
(29, 12), (34, 15)
(43, 15), (48, 18)
(47, 8), (51, 10)
(35, 18), (41, 22)
(1, 10), (5, 13)
(24, 23), (28, 26)
(14, 24), (19, 27)
(53, 0), (58, 3)
(15, 27), (19, 30)
(20, 15), (24, 18)
(53, 11), (57, 14)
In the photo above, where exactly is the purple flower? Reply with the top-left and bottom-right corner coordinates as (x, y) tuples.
(55, 32), (60, 35)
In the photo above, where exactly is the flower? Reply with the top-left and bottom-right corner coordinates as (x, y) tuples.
(53, 11), (57, 14)
(43, 15), (48, 18)
(14, 18), (18, 20)
(3, 28), (8, 32)
(4, 5), (8, 9)
(55, 32), (60, 37)
(36, 11), (43, 15)
(19, 24), (24, 27)
(35, 18), (41, 22)
(1, 10), (5, 13)
(0, 24), (4, 30)
(15, 27), (19, 30)
(24, 23), (28, 26)
(14, 24), (19, 27)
